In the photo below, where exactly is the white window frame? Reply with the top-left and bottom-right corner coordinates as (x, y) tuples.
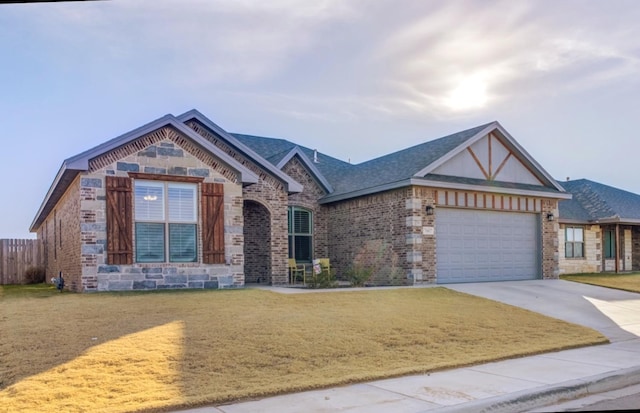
(134, 180), (198, 263)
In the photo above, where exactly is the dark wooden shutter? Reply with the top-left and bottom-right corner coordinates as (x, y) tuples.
(201, 183), (225, 264)
(106, 176), (133, 265)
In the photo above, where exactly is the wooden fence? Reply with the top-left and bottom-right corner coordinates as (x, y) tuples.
(0, 239), (43, 285)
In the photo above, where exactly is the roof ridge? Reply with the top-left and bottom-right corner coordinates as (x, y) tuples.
(352, 121), (495, 168)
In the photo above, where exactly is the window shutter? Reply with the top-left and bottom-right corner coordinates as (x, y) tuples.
(106, 176), (133, 265)
(201, 183), (225, 264)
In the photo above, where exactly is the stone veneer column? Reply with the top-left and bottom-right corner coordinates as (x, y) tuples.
(404, 187), (437, 285)
(541, 199), (560, 279)
(405, 196), (423, 284)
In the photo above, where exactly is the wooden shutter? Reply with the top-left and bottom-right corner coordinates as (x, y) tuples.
(106, 176), (133, 265)
(201, 183), (225, 264)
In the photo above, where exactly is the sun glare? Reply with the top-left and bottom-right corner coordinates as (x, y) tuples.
(445, 75), (488, 111)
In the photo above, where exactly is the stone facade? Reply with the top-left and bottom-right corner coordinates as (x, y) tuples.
(558, 224), (602, 274)
(38, 126), (248, 292)
(558, 224), (638, 274)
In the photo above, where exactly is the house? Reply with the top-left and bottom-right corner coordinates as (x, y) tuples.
(30, 110), (570, 292)
(558, 179), (640, 274)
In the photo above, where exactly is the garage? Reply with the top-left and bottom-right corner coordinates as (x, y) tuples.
(436, 208), (541, 283)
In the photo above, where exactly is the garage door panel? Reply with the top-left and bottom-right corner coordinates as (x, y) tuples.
(436, 208), (540, 283)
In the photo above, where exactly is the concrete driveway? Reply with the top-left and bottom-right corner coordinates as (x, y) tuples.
(445, 279), (640, 343)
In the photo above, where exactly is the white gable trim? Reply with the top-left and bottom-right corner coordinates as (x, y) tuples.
(31, 114), (261, 232)
(177, 109), (303, 194)
(414, 122), (497, 178)
(413, 122), (566, 193)
(276, 147), (334, 193)
(64, 115), (259, 184)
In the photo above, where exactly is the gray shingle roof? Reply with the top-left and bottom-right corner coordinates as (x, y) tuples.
(231, 133), (355, 188)
(559, 179), (640, 222)
(233, 122), (496, 200)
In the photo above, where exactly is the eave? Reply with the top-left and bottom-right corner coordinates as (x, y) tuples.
(320, 178), (571, 205)
(177, 109), (303, 194)
(276, 147), (333, 193)
(414, 121), (567, 193)
(30, 114), (261, 232)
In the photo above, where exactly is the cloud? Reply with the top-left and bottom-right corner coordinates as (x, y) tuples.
(7, 0), (357, 86)
(371, 1), (640, 117)
(5, 0), (640, 124)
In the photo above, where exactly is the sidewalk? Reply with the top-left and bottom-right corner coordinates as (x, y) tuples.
(178, 281), (640, 413)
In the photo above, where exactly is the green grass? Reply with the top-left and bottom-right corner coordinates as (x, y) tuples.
(0, 285), (608, 412)
(0, 283), (60, 298)
(561, 272), (640, 293)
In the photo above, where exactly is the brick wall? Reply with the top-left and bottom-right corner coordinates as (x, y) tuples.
(243, 200), (271, 283)
(38, 177), (82, 291)
(281, 156), (329, 259)
(327, 185), (561, 285)
(540, 199), (559, 279)
(43, 125), (247, 292)
(243, 182), (289, 285)
(186, 119), (291, 285)
(327, 187), (412, 286)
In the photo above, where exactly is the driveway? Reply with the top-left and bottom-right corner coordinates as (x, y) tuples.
(445, 279), (640, 343)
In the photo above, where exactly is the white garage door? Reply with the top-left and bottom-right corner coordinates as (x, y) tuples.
(436, 208), (540, 283)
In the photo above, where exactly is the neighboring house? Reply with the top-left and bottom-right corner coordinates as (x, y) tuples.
(558, 179), (640, 274)
(30, 110), (570, 292)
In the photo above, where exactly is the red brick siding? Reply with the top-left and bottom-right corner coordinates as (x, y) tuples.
(38, 176), (82, 291)
(281, 157), (329, 259)
(243, 200), (271, 283)
(326, 188), (412, 285)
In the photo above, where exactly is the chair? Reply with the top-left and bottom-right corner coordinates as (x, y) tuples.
(288, 258), (306, 284)
(317, 258), (335, 282)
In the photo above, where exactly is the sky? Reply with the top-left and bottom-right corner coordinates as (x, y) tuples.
(2, 0), (640, 239)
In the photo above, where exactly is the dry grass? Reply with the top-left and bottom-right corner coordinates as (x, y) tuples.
(561, 273), (640, 293)
(0, 285), (607, 412)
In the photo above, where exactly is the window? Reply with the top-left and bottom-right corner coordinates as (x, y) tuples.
(565, 226), (584, 258)
(604, 229), (616, 259)
(288, 206), (312, 262)
(106, 176), (224, 266)
(134, 180), (197, 263)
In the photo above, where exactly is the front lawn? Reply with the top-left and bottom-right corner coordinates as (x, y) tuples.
(0, 285), (607, 412)
(561, 272), (640, 293)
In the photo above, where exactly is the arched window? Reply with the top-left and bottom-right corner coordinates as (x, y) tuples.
(288, 206), (313, 262)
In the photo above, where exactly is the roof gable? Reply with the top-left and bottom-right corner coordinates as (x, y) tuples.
(176, 109), (303, 193)
(276, 147), (333, 193)
(429, 131), (543, 186)
(320, 122), (568, 203)
(30, 115), (260, 232)
(416, 122), (563, 191)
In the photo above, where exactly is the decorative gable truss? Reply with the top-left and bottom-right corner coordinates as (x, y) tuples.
(416, 122), (565, 192)
(430, 132), (543, 186)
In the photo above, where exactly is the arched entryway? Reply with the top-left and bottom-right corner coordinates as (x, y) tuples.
(243, 200), (271, 284)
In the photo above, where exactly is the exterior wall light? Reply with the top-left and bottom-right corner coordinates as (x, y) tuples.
(547, 212), (554, 222)
(426, 205), (434, 216)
